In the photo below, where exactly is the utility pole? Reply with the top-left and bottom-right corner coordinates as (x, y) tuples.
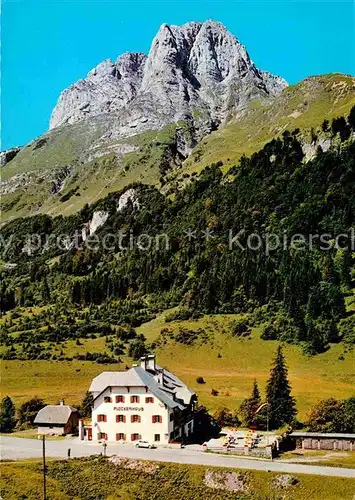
(42, 434), (47, 500)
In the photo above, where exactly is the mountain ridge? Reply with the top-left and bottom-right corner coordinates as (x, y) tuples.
(1, 22), (354, 223)
(50, 20), (287, 132)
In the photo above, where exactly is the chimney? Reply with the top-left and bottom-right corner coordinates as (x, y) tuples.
(59, 399), (65, 406)
(140, 354), (156, 372)
(146, 354), (156, 372)
(140, 356), (147, 371)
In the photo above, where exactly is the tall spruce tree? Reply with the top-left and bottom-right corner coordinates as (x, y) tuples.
(266, 346), (296, 429)
(239, 379), (261, 427)
(0, 396), (16, 432)
(80, 391), (94, 418)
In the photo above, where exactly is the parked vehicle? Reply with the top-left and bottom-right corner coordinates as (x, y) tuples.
(135, 440), (157, 449)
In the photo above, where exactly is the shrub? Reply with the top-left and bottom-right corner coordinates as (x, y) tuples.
(18, 396), (45, 426)
(213, 407), (240, 428)
(230, 318), (251, 337)
(128, 339), (147, 360)
(0, 396), (16, 432)
(339, 315), (355, 345)
(165, 307), (199, 322)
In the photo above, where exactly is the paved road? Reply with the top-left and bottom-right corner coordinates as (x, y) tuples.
(1, 436), (355, 478)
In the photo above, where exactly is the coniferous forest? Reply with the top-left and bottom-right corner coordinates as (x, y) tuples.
(1, 112), (355, 359)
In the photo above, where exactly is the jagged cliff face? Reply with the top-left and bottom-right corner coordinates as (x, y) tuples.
(4, 21), (353, 224)
(50, 21), (287, 132)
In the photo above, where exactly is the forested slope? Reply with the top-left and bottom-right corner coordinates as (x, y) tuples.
(1, 110), (355, 357)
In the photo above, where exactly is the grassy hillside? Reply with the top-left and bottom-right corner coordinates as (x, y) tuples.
(1, 457), (355, 500)
(2, 312), (354, 420)
(1, 122), (182, 221)
(2, 74), (354, 222)
(138, 314), (355, 419)
(181, 74), (355, 175)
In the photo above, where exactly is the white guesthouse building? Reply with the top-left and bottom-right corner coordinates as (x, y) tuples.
(85, 355), (196, 445)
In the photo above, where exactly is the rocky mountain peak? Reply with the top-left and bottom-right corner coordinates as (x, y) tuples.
(49, 21), (288, 133)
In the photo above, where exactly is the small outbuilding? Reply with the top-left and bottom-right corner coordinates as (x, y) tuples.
(34, 401), (80, 436)
(290, 432), (355, 451)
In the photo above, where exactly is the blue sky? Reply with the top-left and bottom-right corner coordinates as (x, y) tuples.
(2, 0), (354, 149)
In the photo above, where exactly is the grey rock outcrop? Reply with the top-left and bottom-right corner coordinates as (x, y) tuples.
(89, 210), (109, 234)
(50, 21), (287, 134)
(0, 147), (21, 167)
(117, 188), (139, 212)
(82, 210), (109, 241)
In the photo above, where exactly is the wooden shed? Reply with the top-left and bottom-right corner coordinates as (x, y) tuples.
(290, 432), (355, 451)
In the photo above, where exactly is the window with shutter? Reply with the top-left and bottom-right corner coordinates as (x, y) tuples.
(131, 414), (141, 423)
(115, 395), (125, 403)
(130, 395), (140, 403)
(116, 415), (126, 423)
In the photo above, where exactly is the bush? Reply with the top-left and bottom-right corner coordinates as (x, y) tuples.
(230, 318), (251, 337)
(306, 398), (344, 432)
(18, 397), (45, 426)
(0, 396), (16, 432)
(128, 339), (147, 360)
(213, 407), (240, 428)
(174, 327), (205, 345)
(339, 315), (355, 345)
(165, 307), (199, 322)
(306, 397), (355, 433)
(261, 312), (301, 344)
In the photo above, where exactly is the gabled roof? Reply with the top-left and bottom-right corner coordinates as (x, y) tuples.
(89, 368), (146, 393)
(159, 366), (196, 405)
(34, 405), (78, 425)
(89, 366), (187, 410)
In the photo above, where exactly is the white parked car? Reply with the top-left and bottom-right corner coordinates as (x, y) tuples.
(135, 440), (157, 449)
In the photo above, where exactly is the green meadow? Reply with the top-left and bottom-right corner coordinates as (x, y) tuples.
(2, 313), (354, 420)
